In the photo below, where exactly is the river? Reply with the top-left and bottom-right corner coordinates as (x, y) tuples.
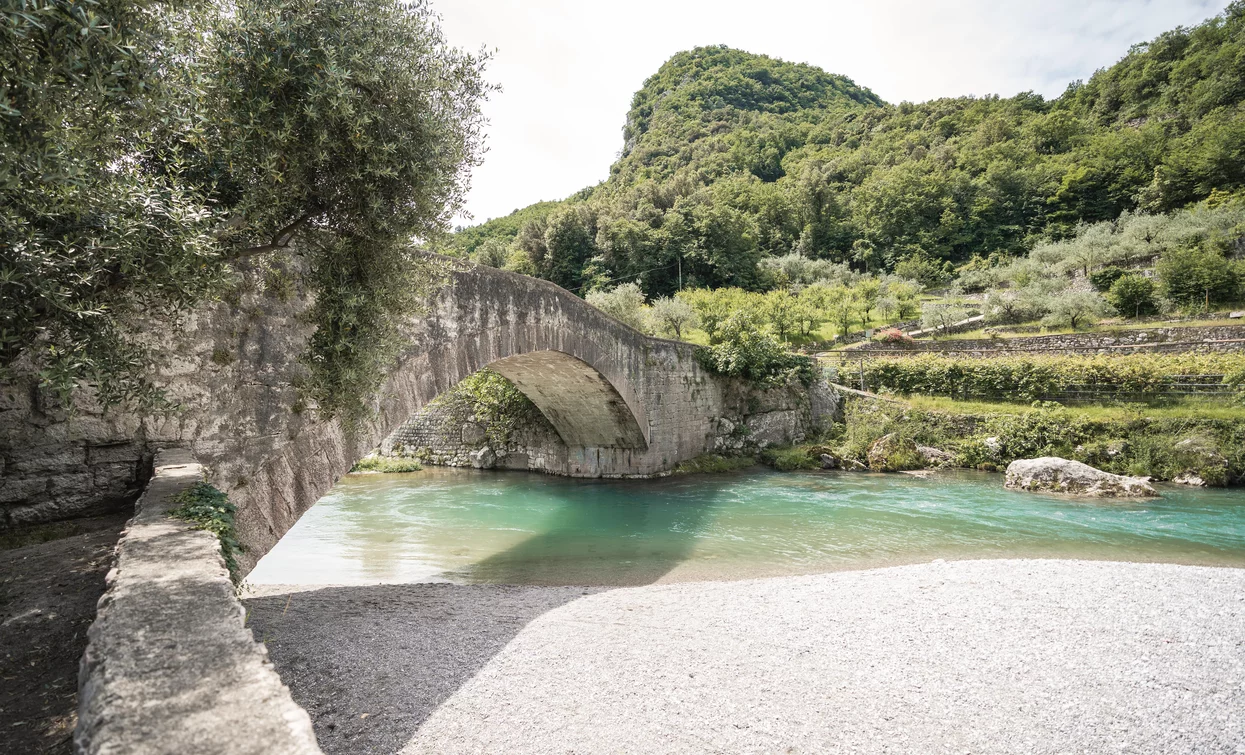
(247, 467), (1245, 587)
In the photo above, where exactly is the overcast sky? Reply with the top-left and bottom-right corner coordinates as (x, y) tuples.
(435, 0), (1225, 226)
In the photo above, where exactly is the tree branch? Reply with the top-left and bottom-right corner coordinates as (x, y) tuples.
(225, 211), (317, 261)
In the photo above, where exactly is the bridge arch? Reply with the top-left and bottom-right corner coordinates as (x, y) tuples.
(489, 350), (646, 449)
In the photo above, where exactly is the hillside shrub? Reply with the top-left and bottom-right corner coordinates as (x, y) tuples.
(1089, 267), (1128, 291)
(694, 313), (816, 386)
(874, 327), (914, 344)
(1157, 246), (1240, 308)
(1106, 274), (1159, 317)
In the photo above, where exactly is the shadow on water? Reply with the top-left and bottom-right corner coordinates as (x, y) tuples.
(244, 469), (739, 755)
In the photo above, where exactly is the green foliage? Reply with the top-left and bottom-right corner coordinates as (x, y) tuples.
(433, 368), (544, 449)
(1106, 274), (1159, 317)
(867, 434), (926, 472)
(894, 255), (952, 288)
(443, 5), (1245, 296)
(351, 456), (423, 473)
(860, 352), (1245, 402)
(1089, 267), (1128, 291)
(1156, 245), (1241, 308)
(169, 482), (243, 585)
(302, 243), (447, 424)
(471, 238), (510, 268)
(586, 282), (649, 332)
(674, 454), (757, 474)
(760, 446), (821, 471)
(834, 398), (1244, 484)
(694, 312), (816, 386)
(2, 0), (492, 414)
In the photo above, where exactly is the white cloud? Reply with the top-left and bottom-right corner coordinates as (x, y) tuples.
(434, 0), (1225, 225)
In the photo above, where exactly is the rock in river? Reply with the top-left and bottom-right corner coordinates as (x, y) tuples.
(1005, 457), (1157, 498)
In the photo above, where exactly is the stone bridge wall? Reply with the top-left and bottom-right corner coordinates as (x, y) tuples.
(383, 374), (836, 474)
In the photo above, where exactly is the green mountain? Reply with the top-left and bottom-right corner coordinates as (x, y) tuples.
(443, 4), (1245, 296)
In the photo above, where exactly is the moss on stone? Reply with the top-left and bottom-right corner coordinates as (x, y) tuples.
(169, 482), (243, 584)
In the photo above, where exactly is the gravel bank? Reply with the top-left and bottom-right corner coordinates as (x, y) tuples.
(248, 560), (1245, 755)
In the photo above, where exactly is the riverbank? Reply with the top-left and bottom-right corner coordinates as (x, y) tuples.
(246, 559), (1244, 754)
(764, 395), (1245, 485)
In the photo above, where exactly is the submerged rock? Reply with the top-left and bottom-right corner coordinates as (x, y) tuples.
(1005, 457), (1157, 498)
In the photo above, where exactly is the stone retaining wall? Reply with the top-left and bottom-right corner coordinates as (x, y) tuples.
(852, 324), (1245, 355)
(76, 448), (320, 755)
(381, 398), (567, 472)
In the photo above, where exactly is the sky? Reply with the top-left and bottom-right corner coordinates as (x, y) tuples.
(434, 0), (1226, 227)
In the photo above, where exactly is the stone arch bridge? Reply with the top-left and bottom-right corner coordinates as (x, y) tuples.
(0, 258), (837, 572)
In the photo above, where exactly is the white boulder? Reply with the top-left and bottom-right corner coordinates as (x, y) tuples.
(1005, 457), (1157, 498)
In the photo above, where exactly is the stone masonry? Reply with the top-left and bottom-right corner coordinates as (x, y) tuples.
(853, 324), (1245, 355)
(384, 372), (838, 474)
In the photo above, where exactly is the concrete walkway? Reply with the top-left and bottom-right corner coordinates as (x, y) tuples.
(249, 560), (1245, 755)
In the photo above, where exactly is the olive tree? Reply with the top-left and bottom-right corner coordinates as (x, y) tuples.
(920, 302), (974, 337)
(1, 0), (493, 420)
(1041, 290), (1114, 330)
(648, 296), (699, 340)
(586, 282), (649, 332)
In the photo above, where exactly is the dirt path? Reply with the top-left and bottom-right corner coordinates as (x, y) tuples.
(0, 514), (130, 755)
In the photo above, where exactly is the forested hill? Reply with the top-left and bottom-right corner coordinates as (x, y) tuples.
(442, 3), (1245, 297)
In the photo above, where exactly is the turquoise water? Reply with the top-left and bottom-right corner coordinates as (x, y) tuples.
(247, 467), (1245, 586)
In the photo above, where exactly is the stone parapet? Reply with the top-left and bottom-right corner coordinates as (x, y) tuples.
(75, 448), (320, 755)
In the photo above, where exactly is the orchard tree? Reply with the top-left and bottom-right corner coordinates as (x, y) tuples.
(1107, 275), (1159, 317)
(920, 302), (974, 337)
(586, 282), (649, 332)
(761, 290), (800, 341)
(1, 0), (493, 419)
(824, 285), (860, 338)
(1041, 290), (1114, 330)
(648, 296), (699, 339)
(678, 287), (748, 343)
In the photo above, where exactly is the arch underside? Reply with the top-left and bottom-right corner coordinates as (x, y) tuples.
(488, 350), (647, 449)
